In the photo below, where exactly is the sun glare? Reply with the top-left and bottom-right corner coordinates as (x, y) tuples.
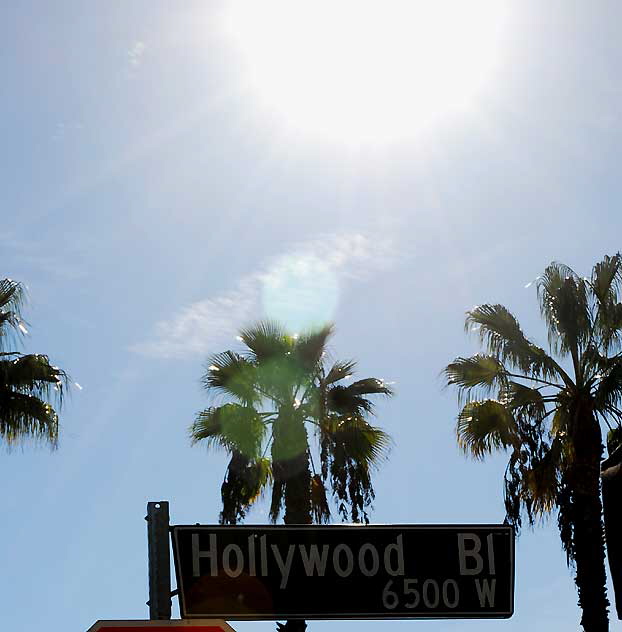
(221, 1), (511, 143)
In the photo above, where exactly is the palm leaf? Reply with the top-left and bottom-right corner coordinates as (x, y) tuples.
(466, 304), (560, 380)
(239, 320), (291, 361)
(444, 354), (507, 401)
(592, 253), (622, 306)
(202, 351), (257, 404)
(311, 474), (331, 524)
(220, 452), (271, 525)
(324, 415), (392, 467)
(537, 262), (591, 358)
(523, 438), (563, 515)
(0, 353), (68, 404)
(593, 361), (622, 418)
(607, 427), (622, 456)
(346, 378), (394, 397)
(293, 324), (334, 372)
(500, 381), (547, 421)
(0, 391), (59, 446)
(191, 407), (225, 448)
(269, 476), (285, 523)
(327, 385), (373, 415)
(325, 359), (357, 384)
(191, 403), (266, 459)
(591, 254), (622, 353)
(0, 279), (27, 351)
(456, 399), (517, 459)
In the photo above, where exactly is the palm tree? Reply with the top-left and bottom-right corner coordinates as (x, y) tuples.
(0, 278), (67, 447)
(444, 255), (622, 632)
(191, 321), (393, 631)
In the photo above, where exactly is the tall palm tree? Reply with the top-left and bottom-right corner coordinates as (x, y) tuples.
(0, 278), (67, 447)
(191, 321), (393, 631)
(444, 255), (622, 632)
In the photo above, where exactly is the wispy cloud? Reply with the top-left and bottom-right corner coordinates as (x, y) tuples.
(131, 232), (397, 359)
(128, 41), (146, 68)
(52, 121), (84, 142)
(0, 230), (88, 283)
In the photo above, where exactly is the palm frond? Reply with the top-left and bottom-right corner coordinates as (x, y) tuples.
(220, 452), (271, 525)
(444, 354), (507, 401)
(311, 474), (331, 523)
(190, 406), (225, 448)
(326, 378), (392, 416)
(523, 438), (563, 516)
(591, 254), (622, 353)
(537, 262), (591, 359)
(317, 415), (390, 524)
(593, 361), (622, 421)
(254, 355), (306, 405)
(0, 279), (27, 351)
(457, 399), (517, 459)
(326, 385), (371, 415)
(0, 391), (59, 447)
(346, 378), (394, 397)
(293, 324), (334, 372)
(500, 381), (547, 422)
(583, 344), (619, 384)
(191, 403), (266, 459)
(202, 351), (258, 404)
(0, 353), (68, 404)
(239, 320), (291, 361)
(324, 415), (392, 467)
(325, 359), (357, 384)
(466, 304), (561, 380)
(0, 278), (26, 314)
(592, 253), (622, 306)
(269, 477), (285, 523)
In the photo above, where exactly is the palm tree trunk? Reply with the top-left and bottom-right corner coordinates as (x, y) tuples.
(602, 443), (622, 620)
(570, 408), (610, 632)
(280, 456), (311, 632)
(273, 413), (312, 632)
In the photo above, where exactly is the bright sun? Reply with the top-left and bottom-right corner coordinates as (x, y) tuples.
(221, 1), (512, 143)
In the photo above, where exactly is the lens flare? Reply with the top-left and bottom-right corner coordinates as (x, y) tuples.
(261, 254), (339, 331)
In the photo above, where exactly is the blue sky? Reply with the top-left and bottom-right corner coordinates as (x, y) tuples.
(2, 1), (622, 631)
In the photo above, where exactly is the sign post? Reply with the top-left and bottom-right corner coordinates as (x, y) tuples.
(146, 501), (172, 620)
(171, 524), (514, 621)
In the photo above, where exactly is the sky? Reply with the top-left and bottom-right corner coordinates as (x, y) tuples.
(2, 1), (622, 631)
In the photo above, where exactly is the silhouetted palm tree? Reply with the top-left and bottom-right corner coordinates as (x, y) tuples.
(444, 255), (622, 632)
(0, 279), (67, 447)
(191, 321), (393, 632)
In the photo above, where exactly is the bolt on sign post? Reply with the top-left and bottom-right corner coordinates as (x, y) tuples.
(87, 621), (236, 632)
(171, 524), (514, 621)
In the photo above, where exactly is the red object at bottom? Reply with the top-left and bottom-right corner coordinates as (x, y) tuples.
(96, 629), (223, 632)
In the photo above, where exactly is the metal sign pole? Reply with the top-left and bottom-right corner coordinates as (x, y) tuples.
(147, 501), (172, 620)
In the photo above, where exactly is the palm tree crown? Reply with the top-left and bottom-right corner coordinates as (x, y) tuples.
(0, 279), (67, 447)
(191, 321), (393, 526)
(444, 255), (622, 632)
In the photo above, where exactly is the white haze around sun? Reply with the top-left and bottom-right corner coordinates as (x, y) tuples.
(222, 0), (512, 143)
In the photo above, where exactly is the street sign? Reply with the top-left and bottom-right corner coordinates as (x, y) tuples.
(87, 620), (236, 632)
(172, 524), (514, 620)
